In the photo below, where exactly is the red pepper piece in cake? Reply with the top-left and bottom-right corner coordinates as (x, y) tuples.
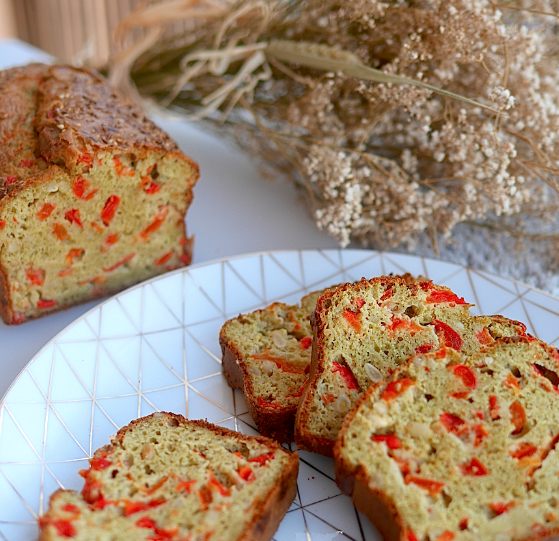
(510, 401), (527, 435)
(343, 309), (361, 333)
(489, 501), (515, 515)
(426, 290), (467, 305)
(66, 248), (84, 266)
(25, 267), (45, 286)
(433, 320), (462, 350)
(138, 206), (168, 241)
(510, 442), (538, 459)
(64, 209), (83, 228)
(77, 152), (93, 168)
(475, 327), (494, 346)
(332, 362), (359, 390)
(372, 434), (402, 449)
(72, 176), (98, 200)
(489, 395), (500, 420)
(208, 472), (230, 497)
(103, 253), (136, 273)
(155, 251), (174, 266)
(36, 202), (56, 220)
(440, 413), (468, 436)
(389, 317), (423, 335)
(53, 223), (70, 241)
(62, 504), (80, 514)
(382, 378), (415, 401)
(449, 364), (476, 389)
(114, 156), (135, 177)
(299, 336), (312, 349)
(37, 299), (56, 309)
(460, 457), (488, 476)
(249, 452), (275, 466)
(238, 466), (255, 482)
(101, 195), (120, 226)
(380, 288), (392, 301)
(51, 518), (76, 538)
(473, 424), (489, 447)
(404, 474), (445, 495)
(102, 233), (119, 253)
(123, 499), (165, 516)
(416, 343), (435, 354)
(504, 373), (521, 392)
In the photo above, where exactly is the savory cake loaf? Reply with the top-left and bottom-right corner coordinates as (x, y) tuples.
(39, 412), (298, 541)
(220, 289), (325, 443)
(334, 338), (559, 541)
(295, 276), (527, 456)
(0, 64), (199, 324)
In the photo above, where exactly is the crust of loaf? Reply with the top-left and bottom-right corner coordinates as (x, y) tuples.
(39, 412), (299, 541)
(0, 64), (199, 324)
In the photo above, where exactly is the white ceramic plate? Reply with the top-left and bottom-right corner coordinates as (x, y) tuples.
(2, 249), (559, 541)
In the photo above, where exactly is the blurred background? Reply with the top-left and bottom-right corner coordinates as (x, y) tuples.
(0, 0), (142, 67)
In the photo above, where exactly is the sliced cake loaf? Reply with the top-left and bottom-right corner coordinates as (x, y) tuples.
(220, 289), (325, 442)
(0, 64), (198, 324)
(295, 276), (527, 456)
(39, 413), (298, 541)
(220, 274), (425, 443)
(334, 337), (559, 541)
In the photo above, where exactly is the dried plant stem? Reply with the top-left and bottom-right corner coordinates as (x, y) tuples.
(111, 0), (559, 256)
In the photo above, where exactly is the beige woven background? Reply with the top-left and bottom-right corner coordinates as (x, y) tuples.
(0, 0), (148, 68)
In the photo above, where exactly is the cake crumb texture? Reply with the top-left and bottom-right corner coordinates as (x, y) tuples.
(335, 337), (559, 541)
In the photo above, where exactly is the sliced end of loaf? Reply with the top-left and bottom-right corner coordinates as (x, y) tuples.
(335, 338), (559, 541)
(39, 413), (298, 541)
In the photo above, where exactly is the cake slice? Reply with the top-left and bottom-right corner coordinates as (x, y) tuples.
(295, 276), (527, 456)
(335, 337), (559, 541)
(39, 413), (298, 541)
(220, 289), (326, 442)
(0, 64), (198, 324)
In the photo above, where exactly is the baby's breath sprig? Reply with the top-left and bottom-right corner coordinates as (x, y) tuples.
(111, 0), (559, 255)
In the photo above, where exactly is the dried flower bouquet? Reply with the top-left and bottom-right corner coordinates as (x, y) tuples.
(111, 0), (559, 252)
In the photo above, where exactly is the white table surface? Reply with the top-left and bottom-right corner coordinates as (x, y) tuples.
(0, 39), (339, 400)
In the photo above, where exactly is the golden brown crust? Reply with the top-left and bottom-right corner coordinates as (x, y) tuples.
(34, 65), (180, 170)
(237, 450), (299, 541)
(221, 336), (246, 389)
(116, 412), (296, 454)
(0, 62), (199, 198)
